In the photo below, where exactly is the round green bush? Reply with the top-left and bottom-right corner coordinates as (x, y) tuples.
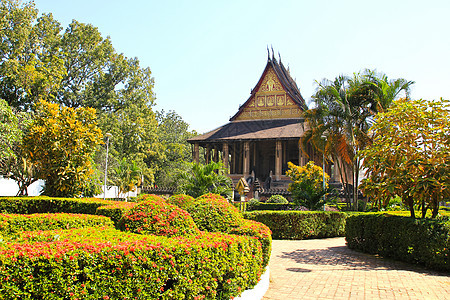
(247, 198), (260, 206)
(118, 194), (199, 237)
(267, 195), (288, 204)
(167, 194), (195, 210)
(189, 193), (244, 232)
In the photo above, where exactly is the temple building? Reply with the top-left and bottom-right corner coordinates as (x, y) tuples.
(188, 53), (339, 197)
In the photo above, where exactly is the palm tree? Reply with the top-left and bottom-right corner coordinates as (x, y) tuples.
(304, 71), (413, 209)
(362, 69), (415, 113)
(178, 161), (232, 198)
(112, 158), (142, 200)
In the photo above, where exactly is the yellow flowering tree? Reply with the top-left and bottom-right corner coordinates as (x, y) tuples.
(286, 161), (330, 210)
(360, 98), (450, 218)
(23, 100), (103, 197)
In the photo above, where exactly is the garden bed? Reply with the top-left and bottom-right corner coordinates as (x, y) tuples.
(0, 194), (272, 299)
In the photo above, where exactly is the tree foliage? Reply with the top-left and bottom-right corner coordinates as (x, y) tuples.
(112, 158), (142, 199)
(0, 105), (37, 196)
(286, 161), (330, 210)
(0, 98), (21, 160)
(305, 70), (413, 207)
(360, 98), (450, 218)
(1, 0), (163, 191)
(178, 162), (232, 198)
(154, 110), (197, 186)
(23, 100), (102, 197)
(0, 1), (65, 110)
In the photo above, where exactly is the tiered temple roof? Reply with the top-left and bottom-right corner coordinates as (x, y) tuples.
(189, 53), (308, 143)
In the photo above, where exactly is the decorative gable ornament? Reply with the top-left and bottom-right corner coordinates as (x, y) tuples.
(235, 177), (250, 196)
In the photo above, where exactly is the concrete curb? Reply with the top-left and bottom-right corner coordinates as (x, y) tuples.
(234, 267), (270, 300)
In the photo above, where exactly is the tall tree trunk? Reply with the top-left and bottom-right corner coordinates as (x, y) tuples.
(334, 154), (349, 205)
(421, 199), (426, 218)
(431, 197), (439, 218)
(353, 158), (360, 211)
(407, 196), (415, 218)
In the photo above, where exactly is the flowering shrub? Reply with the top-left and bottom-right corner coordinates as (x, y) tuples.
(244, 211), (346, 239)
(228, 219), (272, 268)
(0, 227), (263, 299)
(167, 194), (195, 210)
(189, 193), (243, 232)
(0, 213), (113, 237)
(118, 195), (199, 237)
(0, 194), (273, 299)
(286, 161), (330, 210)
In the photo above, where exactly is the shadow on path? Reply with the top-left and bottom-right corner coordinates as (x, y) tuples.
(279, 244), (449, 277)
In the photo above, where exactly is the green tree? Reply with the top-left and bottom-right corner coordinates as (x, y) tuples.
(0, 105), (37, 196)
(286, 161), (330, 210)
(23, 100), (103, 197)
(1, 0), (163, 191)
(111, 158), (142, 200)
(0, 1), (65, 110)
(57, 20), (116, 109)
(0, 99), (21, 159)
(360, 98), (450, 218)
(363, 70), (415, 113)
(178, 161), (232, 198)
(97, 82), (163, 186)
(154, 110), (197, 187)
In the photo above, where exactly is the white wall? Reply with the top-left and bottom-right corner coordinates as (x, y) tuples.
(0, 178), (45, 196)
(0, 178), (136, 199)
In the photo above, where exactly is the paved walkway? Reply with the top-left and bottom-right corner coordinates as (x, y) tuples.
(263, 238), (449, 300)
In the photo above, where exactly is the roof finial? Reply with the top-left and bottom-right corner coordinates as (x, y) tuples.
(278, 51), (281, 62)
(271, 45), (275, 60)
(267, 45), (270, 61)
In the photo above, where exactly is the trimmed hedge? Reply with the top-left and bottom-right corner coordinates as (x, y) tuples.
(189, 193), (244, 232)
(96, 202), (138, 225)
(0, 213), (113, 238)
(246, 202), (303, 211)
(118, 195), (200, 237)
(244, 211), (346, 240)
(0, 227), (263, 300)
(0, 195), (272, 298)
(167, 194), (195, 211)
(345, 214), (450, 271)
(228, 219), (272, 268)
(0, 196), (120, 215)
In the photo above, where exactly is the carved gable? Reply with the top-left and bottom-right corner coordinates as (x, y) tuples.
(234, 66), (303, 121)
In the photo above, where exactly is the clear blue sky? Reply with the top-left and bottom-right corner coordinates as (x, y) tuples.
(33, 0), (450, 133)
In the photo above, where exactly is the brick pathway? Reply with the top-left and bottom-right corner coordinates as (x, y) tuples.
(263, 238), (450, 300)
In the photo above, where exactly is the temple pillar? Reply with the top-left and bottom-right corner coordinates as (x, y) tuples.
(275, 140), (282, 180)
(231, 144), (236, 173)
(205, 145), (210, 164)
(299, 138), (306, 166)
(213, 145), (218, 162)
(193, 143), (199, 163)
(243, 141), (250, 175)
(222, 143), (229, 169)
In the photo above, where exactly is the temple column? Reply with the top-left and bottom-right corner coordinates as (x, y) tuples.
(193, 143), (199, 163)
(275, 140), (282, 180)
(231, 144), (236, 173)
(213, 145), (218, 162)
(205, 145), (210, 164)
(222, 143), (229, 169)
(299, 138), (306, 166)
(243, 141), (250, 175)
